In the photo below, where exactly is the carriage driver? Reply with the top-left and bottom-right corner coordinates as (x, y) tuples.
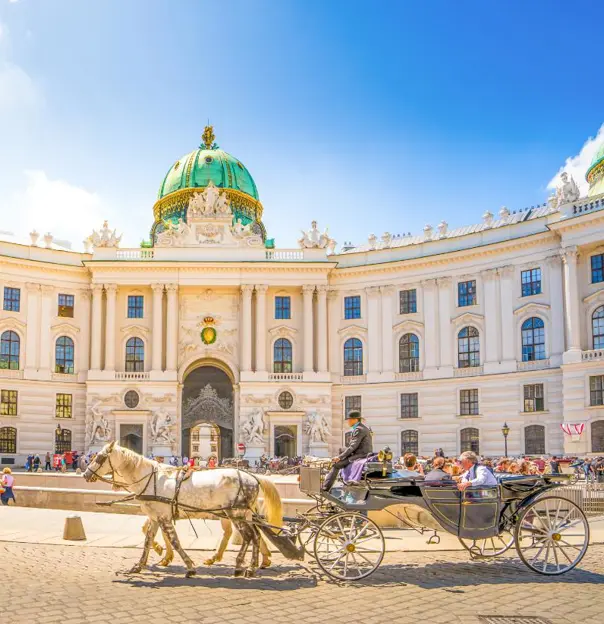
(455, 451), (497, 491)
(322, 411), (373, 491)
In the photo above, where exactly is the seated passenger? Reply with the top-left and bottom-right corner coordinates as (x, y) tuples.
(424, 457), (451, 482)
(402, 453), (424, 475)
(455, 451), (498, 491)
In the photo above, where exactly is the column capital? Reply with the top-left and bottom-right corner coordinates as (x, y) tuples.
(481, 268), (499, 282)
(25, 283), (40, 293)
(40, 284), (55, 295)
(151, 283), (165, 293)
(241, 284), (254, 296)
(365, 285), (381, 298)
(436, 276), (452, 287)
(78, 288), (91, 301)
(327, 287), (339, 300)
(561, 246), (579, 264)
(316, 284), (329, 295)
(379, 284), (395, 296)
(498, 265), (515, 278)
(254, 284), (269, 294)
(302, 284), (316, 295)
(104, 283), (118, 294)
(546, 254), (562, 268)
(420, 278), (437, 290)
(91, 283), (104, 294)
(166, 283), (179, 293)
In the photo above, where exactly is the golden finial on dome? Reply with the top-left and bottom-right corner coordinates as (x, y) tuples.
(202, 125), (215, 150)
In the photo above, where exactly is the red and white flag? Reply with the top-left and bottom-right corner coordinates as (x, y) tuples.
(560, 423), (585, 436)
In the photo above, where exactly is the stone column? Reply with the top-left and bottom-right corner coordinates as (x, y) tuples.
(327, 288), (339, 374)
(151, 283), (164, 372)
(499, 266), (516, 366)
(547, 254), (565, 362)
(25, 283), (40, 373)
(436, 277), (453, 368)
(241, 285), (254, 372)
(38, 285), (54, 373)
(302, 285), (315, 373)
(366, 286), (381, 375)
(380, 285), (395, 374)
(166, 284), (179, 371)
(255, 285), (268, 372)
(317, 285), (329, 373)
(90, 284), (104, 371)
(562, 246), (581, 359)
(482, 269), (500, 366)
(421, 279), (438, 371)
(78, 289), (91, 374)
(104, 284), (117, 372)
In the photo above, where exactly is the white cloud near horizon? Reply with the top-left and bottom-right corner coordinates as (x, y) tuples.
(548, 124), (604, 196)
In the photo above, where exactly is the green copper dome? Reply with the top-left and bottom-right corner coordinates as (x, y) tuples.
(587, 142), (604, 197)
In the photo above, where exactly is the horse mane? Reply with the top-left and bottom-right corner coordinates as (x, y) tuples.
(115, 444), (156, 474)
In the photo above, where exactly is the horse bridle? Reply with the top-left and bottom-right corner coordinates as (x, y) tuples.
(86, 446), (155, 491)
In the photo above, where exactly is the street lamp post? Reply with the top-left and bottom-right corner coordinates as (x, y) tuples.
(502, 422), (510, 457)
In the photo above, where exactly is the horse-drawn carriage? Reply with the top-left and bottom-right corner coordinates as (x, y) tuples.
(284, 457), (590, 581)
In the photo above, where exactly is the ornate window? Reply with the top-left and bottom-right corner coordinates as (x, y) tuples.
(0, 426), (17, 453)
(458, 280), (477, 307)
(124, 390), (140, 409)
(1, 390), (18, 416)
(592, 421), (604, 453)
(343, 338), (363, 376)
(521, 317), (546, 361)
(521, 268), (542, 297)
(399, 289), (417, 314)
(400, 393), (419, 419)
(273, 338), (293, 373)
(460, 389), (479, 415)
(275, 296), (291, 320)
(523, 384), (544, 412)
(58, 293), (74, 318)
(55, 394), (73, 419)
(401, 430), (418, 455)
(399, 333), (420, 373)
(345, 395), (361, 417)
(458, 326), (480, 368)
(593, 306), (604, 350)
(460, 427), (479, 454)
(0, 331), (20, 370)
(127, 295), (144, 319)
(3, 287), (20, 312)
(344, 296), (361, 320)
(278, 391), (294, 410)
(591, 375), (604, 406)
(125, 337), (145, 372)
(55, 428), (72, 453)
(592, 253), (604, 284)
(55, 336), (75, 374)
(525, 425), (546, 455)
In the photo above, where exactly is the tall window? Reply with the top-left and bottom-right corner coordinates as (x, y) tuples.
(273, 338), (293, 373)
(343, 338), (363, 376)
(460, 427), (479, 454)
(525, 425), (546, 455)
(0, 390), (18, 416)
(521, 268), (542, 297)
(458, 280), (477, 307)
(592, 421), (604, 453)
(344, 295), (361, 320)
(55, 428), (72, 453)
(125, 337), (145, 372)
(400, 393), (419, 419)
(523, 384), (544, 412)
(399, 289), (417, 314)
(399, 334), (420, 372)
(460, 389), (479, 416)
(401, 430), (418, 455)
(521, 317), (546, 361)
(0, 331), (20, 370)
(275, 296), (291, 320)
(127, 295), (144, 319)
(458, 326), (480, 368)
(593, 306), (604, 349)
(58, 293), (74, 318)
(0, 426), (16, 453)
(592, 253), (604, 284)
(345, 395), (361, 417)
(3, 287), (20, 312)
(591, 375), (604, 406)
(55, 336), (75, 374)
(56, 394), (73, 419)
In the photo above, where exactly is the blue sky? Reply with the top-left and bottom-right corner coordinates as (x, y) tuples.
(1, 0), (603, 249)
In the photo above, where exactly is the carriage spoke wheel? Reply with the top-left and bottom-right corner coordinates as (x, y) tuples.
(459, 530), (514, 558)
(514, 495), (589, 575)
(298, 504), (338, 557)
(313, 512), (385, 581)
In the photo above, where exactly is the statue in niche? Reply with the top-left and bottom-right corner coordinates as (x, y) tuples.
(88, 402), (111, 445)
(305, 411), (330, 444)
(241, 409), (265, 445)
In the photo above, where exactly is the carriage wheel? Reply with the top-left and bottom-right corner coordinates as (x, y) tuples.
(514, 495), (589, 575)
(313, 512), (385, 581)
(459, 530), (514, 558)
(298, 504), (337, 557)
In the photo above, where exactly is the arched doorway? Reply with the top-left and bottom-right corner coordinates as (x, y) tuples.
(182, 366), (233, 461)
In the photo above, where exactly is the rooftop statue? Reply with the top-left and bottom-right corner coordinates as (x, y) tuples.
(156, 217), (191, 247)
(188, 181), (232, 217)
(555, 171), (581, 207)
(87, 221), (122, 249)
(298, 220), (335, 250)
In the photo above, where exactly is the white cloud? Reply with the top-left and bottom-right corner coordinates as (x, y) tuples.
(0, 61), (39, 113)
(548, 124), (604, 196)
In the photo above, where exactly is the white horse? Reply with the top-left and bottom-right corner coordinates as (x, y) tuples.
(83, 442), (283, 578)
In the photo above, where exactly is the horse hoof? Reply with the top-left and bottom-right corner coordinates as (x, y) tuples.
(244, 569), (256, 578)
(128, 565), (143, 574)
(203, 558), (216, 566)
(158, 557), (172, 567)
(185, 569), (197, 578)
(233, 569), (245, 578)
(260, 560), (271, 569)
(153, 545), (164, 556)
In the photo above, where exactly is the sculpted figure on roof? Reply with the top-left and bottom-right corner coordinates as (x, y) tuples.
(298, 220), (335, 250)
(555, 171), (581, 206)
(188, 181), (232, 218)
(87, 221), (122, 249)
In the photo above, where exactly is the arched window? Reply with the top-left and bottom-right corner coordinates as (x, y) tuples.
(273, 338), (293, 373)
(458, 326), (480, 368)
(125, 337), (145, 372)
(0, 426), (17, 453)
(399, 334), (420, 373)
(343, 338), (363, 376)
(55, 336), (75, 374)
(592, 421), (604, 453)
(0, 330), (20, 370)
(521, 317), (546, 361)
(460, 427), (479, 454)
(55, 428), (72, 454)
(401, 430), (418, 455)
(593, 306), (604, 350)
(525, 424), (546, 455)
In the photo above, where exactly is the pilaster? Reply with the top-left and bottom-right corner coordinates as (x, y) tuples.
(104, 284), (117, 372)
(38, 284), (54, 378)
(151, 283), (164, 374)
(380, 285), (395, 379)
(482, 269), (500, 373)
(421, 279), (439, 376)
(547, 254), (565, 366)
(366, 286), (381, 380)
(498, 265), (517, 371)
(90, 284), (104, 372)
(166, 284), (179, 374)
(302, 285), (315, 373)
(561, 246), (582, 363)
(316, 285), (328, 373)
(436, 277), (453, 372)
(255, 285), (268, 373)
(24, 283), (40, 377)
(241, 285), (254, 372)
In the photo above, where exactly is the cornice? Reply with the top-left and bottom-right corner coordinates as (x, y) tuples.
(513, 301), (551, 316)
(584, 288), (604, 305)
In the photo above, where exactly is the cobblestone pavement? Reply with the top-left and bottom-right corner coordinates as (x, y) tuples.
(3, 543), (604, 624)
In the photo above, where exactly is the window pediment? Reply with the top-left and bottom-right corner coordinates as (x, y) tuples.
(393, 319), (424, 334)
(51, 322), (80, 334)
(513, 302), (550, 316)
(121, 324), (150, 336)
(451, 312), (484, 327)
(584, 288), (604, 305)
(0, 318), (26, 333)
(268, 325), (298, 339)
(338, 324), (367, 338)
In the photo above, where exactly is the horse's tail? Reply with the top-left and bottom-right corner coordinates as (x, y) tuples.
(256, 476), (283, 532)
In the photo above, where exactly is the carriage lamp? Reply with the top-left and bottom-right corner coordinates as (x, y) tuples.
(378, 447), (393, 476)
(502, 423), (510, 457)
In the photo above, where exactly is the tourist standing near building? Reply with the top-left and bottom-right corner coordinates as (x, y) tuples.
(1, 468), (16, 505)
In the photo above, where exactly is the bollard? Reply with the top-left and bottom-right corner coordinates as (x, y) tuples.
(63, 515), (87, 541)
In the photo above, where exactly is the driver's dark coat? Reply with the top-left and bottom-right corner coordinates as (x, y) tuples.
(339, 423), (373, 462)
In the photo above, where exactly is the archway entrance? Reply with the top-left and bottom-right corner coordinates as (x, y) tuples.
(182, 365), (233, 461)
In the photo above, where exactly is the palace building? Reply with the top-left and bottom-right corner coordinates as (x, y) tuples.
(1, 127), (604, 464)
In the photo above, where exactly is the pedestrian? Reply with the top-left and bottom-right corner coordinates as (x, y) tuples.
(78, 454), (88, 472)
(1, 467), (16, 505)
(33, 454), (41, 472)
(549, 455), (561, 474)
(72, 452), (79, 471)
(44, 452), (51, 471)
